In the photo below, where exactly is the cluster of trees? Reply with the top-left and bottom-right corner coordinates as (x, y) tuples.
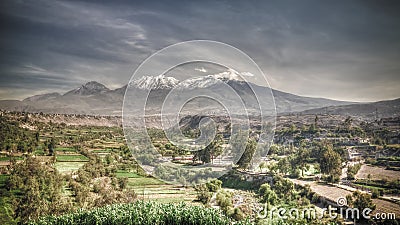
(0, 116), (39, 153)
(194, 179), (246, 221)
(268, 141), (342, 182)
(257, 176), (349, 224)
(347, 163), (362, 180)
(0, 151), (136, 223)
(3, 157), (72, 222)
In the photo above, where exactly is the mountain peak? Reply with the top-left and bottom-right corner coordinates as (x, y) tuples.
(210, 68), (242, 81)
(129, 70), (248, 90)
(130, 75), (179, 90)
(64, 81), (110, 96)
(82, 81), (109, 90)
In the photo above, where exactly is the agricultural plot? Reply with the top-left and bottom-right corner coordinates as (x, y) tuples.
(56, 154), (89, 162)
(118, 171), (197, 203)
(28, 201), (240, 225)
(54, 161), (86, 173)
(133, 185), (197, 203)
(357, 165), (400, 181)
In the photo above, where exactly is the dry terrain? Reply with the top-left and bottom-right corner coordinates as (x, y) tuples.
(356, 165), (400, 181)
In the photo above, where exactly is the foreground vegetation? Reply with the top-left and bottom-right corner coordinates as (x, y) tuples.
(28, 201), (251, 225)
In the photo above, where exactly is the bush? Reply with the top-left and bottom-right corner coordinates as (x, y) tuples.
(371, 189), (380, 198)
(195, 179), (222, 204)
(216, 190), (233, 214)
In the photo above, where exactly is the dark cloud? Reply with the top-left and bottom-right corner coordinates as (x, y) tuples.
(0, 0), (399, 101)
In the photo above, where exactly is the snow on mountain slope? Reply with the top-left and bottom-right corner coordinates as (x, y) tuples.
(130, 74), (179, 90)
(130, 69), (248, 90)
(177, 69), (245, 89)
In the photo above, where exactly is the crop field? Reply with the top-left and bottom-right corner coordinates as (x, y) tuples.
(357, 165), (400, 181)
(28, 201), (245, 225)
(114, 171), (197, 203)
(34, 124), (198, 205)
(134, 185), (197, 203)
(54, 161), (87, 173)
(115, 170), (142, 178)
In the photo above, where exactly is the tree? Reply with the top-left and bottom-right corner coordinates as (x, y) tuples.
(273, 175), (295, 200)
(314, 115), (319, 129)
(237, 139), (257, 169)
(193, 134), (223, 164)
(209, 134), (223, 164)
(347, 191), (376, 221)
(259, 183), (278, 205)
(7, 156), (71, 221)
(48, 138), (55, 156)
(295, 145), (310, 177)
(277, 157), (290, 175)
(320, 144), (342, 183)
(259, 161), (267, 172)
(35, 132), (40, 143)
(344, 116), (353, 131)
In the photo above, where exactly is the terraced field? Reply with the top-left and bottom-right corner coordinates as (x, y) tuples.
(357, 165), (400, 181)
(116, 171), (197, 204)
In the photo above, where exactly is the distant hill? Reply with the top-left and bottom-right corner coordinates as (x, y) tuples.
(0, 74), (368, 116)
(299, 98), (400, 119)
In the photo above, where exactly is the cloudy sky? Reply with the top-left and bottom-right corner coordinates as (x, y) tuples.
(1, 0), (399, 102)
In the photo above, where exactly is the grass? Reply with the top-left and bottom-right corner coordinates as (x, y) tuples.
(128, 177), (165, 187)
(115, 170), (142, 178)
(91, 149), (112, 153)
(353, 183), (386, 191)
(0, 156), (23, 161)
(56, 154), (89, 162)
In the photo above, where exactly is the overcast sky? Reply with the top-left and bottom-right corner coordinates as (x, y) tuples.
(1, 0), (399, 102)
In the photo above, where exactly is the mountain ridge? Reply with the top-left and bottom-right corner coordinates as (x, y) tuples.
(0, 77), (396, 118)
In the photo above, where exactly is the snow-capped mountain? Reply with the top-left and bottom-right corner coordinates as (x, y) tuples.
(177, 69), (243, 89)
(0, 74), (361, 116)
(130, 69), (246, 90)
(130, 74), (179, 90)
